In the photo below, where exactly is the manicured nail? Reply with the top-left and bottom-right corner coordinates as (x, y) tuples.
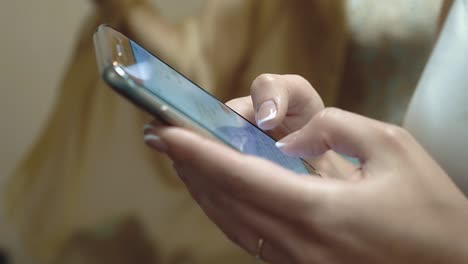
(143, 124), (155, 134)
(275, 132), (298, 149)
(256, 100), (277, 128)
(144, 134), (168, 152)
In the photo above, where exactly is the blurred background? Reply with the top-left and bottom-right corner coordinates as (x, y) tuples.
(0, 0), (443, 263)
(1, 1), (205, 263)
(0, 0), (205, 189)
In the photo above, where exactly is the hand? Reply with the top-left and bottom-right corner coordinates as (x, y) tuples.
(226, 74), (356, 180)
(143, 72), (468, 263)
(144, 108), (468, 263)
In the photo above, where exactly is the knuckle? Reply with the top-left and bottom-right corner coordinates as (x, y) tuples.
(251, 73), (277, 91)
(314, 107), (342, 124)
(289, 74), (311, 86)
(378, 124), (412, 145)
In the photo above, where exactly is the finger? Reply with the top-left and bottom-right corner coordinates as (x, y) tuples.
(225, 96), (255, 123)
(181, 183), (258, 256)
(176, 161), (330, 264)
(143, 119), (166, 134)
(145, 126), (332, 221)
(173, 162), (216, 202)
(174, 162), (294, 262)
(173, 164), (261, 256)
(144, 118), (354, 183)
(172, 163), (253, 252)
(251, 74), (324, 131)
(148, 126), (333, 262)
(179, 167), (317, 264)
(276, 108), (411, 166)
(209, 193), (301, 264)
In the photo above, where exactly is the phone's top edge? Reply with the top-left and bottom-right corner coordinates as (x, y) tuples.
(93, 25), (114, 75)
(94, 24), (136, 76)
(95, 24), (110, 34)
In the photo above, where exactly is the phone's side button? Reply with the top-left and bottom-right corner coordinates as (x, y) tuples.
(160, 105), (168, 112)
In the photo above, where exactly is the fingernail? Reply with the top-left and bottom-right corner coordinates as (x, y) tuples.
(143, 124), (155, 134)
(256, 100), (277, 128)
(275, 132), (298, 149)
(144, 134), (168, 152)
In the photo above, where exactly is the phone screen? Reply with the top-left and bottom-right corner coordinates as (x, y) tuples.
(123, 40), (310, 174)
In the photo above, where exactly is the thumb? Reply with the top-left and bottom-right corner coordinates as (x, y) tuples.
(276, 108), (408, 166)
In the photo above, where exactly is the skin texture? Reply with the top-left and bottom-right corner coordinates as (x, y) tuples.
(144, 74), (468, 263)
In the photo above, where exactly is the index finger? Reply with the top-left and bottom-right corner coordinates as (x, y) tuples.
(251, 74), (324, 131)
(277, 108), (413, 168)
(148, 126), (333, 220)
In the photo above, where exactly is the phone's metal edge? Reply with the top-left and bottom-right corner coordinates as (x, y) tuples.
(94, 25), (222, 142)
(93, 25), (112, 75)
(102, 65), (222, 143)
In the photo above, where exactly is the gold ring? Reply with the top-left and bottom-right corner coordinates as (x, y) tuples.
(255, 237), (265, 260)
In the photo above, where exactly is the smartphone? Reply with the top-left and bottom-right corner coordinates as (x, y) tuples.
(93, 25), (318, 175)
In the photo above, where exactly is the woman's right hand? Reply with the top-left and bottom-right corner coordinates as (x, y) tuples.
(227, 74), (356, 179)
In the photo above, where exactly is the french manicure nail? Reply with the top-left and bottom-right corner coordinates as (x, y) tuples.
(256, 100), (277, 128)
(144, 134), (168, 152)
(275, 131), (299, 149)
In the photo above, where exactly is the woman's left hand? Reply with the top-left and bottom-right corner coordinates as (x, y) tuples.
(143, 109), (468, 264)
(144, 123), (332, 263)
